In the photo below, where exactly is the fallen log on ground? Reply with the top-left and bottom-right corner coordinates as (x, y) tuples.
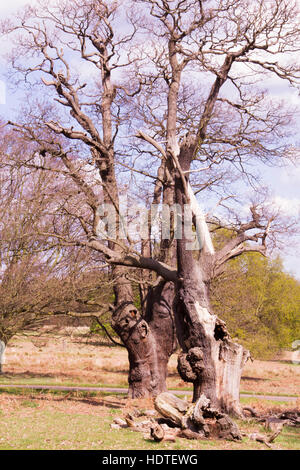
(249, 427), (283, 449)
(110, 392), (288, 445)
(154, 392), (242, 441)
(243, 407), (300, 428)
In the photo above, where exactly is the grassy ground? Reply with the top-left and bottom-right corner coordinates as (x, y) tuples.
(1, 334), (299, 397)
(0, 389), (299, 450)
(0, 333), (299, 450)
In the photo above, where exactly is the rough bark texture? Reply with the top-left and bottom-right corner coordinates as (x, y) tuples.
(145, 281), (177, 393)
(174, 144), (249, 416)
(111, 301), (160, 398)
(111, 279), (177, 398)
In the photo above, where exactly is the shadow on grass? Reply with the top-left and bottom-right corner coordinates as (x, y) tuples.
(72, 337), (122, 347)
(0, 386), (126, 409)
(101, 368), (128, 374)
(0, 372), (60, 379)
(241, 376), (268, 382)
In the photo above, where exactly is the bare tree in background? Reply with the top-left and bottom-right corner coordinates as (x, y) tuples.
(0, 132), (114, 364)
(1, 0), (300, 415)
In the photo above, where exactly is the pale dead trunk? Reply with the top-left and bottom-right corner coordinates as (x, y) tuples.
(175, 270), (249, 416)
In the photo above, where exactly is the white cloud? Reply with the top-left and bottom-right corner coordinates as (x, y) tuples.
(277, 164), (300, 186)
(0, 1), (32, 16)
(271, 195), (300, 217)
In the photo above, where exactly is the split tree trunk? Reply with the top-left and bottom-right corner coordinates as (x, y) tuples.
(174, 144), (249, 416)
(110, 140), (249, 408)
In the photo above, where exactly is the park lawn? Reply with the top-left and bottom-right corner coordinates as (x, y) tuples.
(0, 391), (299, 451)
(0, 332), (298, 452)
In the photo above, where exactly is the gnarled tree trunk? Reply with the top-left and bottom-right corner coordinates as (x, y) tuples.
(174, 145), (249, 416)
(111, 278), (176, 398)
(175, 262), (249, 416)
(112, 299), (160, 398)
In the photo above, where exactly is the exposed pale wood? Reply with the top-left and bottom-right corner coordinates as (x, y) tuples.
(154, 392), (189, 427)
(154, 392), (242, 441)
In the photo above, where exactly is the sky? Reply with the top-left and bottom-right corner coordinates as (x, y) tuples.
(0, 0), (299, 280)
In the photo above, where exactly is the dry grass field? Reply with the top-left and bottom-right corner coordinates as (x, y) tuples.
(1, 332), (299, 397)
(0, 332), (299, 450)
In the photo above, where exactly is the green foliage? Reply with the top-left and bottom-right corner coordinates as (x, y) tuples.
(90, 313), (117, 339)
(21, 400), (39, 409)
(211, 252), (300, 359)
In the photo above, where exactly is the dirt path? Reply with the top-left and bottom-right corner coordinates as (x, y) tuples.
(0, 383), (297, 402)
